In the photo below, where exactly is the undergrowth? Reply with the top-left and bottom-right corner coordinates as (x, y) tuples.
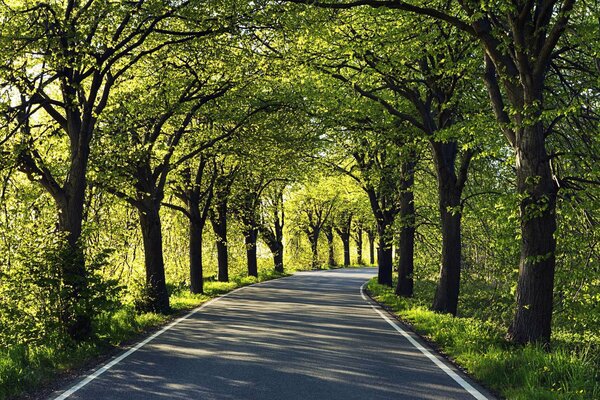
(0, 269), (288, 400)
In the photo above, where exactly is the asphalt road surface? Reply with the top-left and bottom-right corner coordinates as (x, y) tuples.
(51, 268), (494, 400)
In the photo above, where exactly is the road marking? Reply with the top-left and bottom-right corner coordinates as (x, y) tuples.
(53, 277), (291, 400)
(360, 282), (488, 400)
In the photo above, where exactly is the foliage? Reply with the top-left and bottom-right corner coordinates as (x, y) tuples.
(0, 268), (288, 400)
(0, 0), (597, 397)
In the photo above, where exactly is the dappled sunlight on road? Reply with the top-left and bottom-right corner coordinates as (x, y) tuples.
(58, 268), (484, 400)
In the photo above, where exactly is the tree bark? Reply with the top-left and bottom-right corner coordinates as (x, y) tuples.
(367, 229), (376, 265)
(245, 228), (259, 278)
(308, 229), (320, 269)
(260, 214), (285, 274)
(355, 226), (364, 265)
(261, 230), (285, 273)
(55, 190), (92, 340)
(211, 201), (229, 282)
(366, 189), (395, 286)
(508, 123), (557, 345)
(342, 235), (351, 266)
(138, 203), (170, 313)
(431, 143), (464, 315)
(54, 125), (97, 340)
(273, 244), (284, 273)
(378, 239), (393, 286)
(396, 160), (416, 298)
(335, 213), (353, 267)
(324, 225), (336, 267)
(189, 213), (204, 294)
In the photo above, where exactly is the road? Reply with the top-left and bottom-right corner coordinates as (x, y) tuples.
(51, 268), (493, 400)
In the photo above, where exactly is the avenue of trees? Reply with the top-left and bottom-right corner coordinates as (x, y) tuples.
(0, 0), (597, 392)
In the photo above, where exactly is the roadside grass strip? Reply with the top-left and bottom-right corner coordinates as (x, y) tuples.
(365, 278), (599, 400)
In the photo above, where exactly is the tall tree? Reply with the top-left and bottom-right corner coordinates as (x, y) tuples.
(259, 183), (287, 273)
(334, 209), (353, 267)
(0, 0), (207, 339)
(319, 14), (481, 311)
(289, 0), (594, 347)
(95, 58), (231, 312)
(293, 181), (337, 269)
(209, 158), (239, 282)
(166, 154), (217, 294)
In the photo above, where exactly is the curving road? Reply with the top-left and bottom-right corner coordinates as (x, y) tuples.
(51, 268), (494, 400)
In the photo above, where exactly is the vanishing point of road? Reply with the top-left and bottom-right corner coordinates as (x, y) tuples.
(51, 268), (495, 400)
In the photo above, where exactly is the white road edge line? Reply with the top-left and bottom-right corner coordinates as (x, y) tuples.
(53, 277), (290, 400)
(360, 282), (488, 400)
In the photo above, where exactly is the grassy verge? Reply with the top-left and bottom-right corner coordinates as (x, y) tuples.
(366, 278), (599, 400)
(0, 269), (288, 400)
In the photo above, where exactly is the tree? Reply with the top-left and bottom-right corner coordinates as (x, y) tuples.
(259, 183), (287, 273)
(288, 0), (595, 347)
(232, 171), (273, 278)
(209, 158), (239, 282)
(323, 222), (338, 267)
(166, 154), (217, 294)
(0, 0), (207, 339)
(92, 38), (236, 311)
(292, 179), (337, 269)
(334, 209), (353, 266)
(319, 13), (481, 312)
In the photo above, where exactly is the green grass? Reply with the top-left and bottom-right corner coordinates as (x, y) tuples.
(0, 269), (289, 400)
(366, 279), (600, 400)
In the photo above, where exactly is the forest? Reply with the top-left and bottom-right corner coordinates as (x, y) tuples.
(0, 0), (598, 399)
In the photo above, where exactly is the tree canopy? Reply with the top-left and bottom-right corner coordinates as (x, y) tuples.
(0, 0), (598, 398)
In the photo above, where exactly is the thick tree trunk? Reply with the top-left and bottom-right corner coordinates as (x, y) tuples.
(368, 230), (376, 265)
(356, 227), (364, 265)
(260, 226), (284, 273)
(211, 201), (229, 282)
(138, 204), (170, 313)
(431, 182), (462, 315)
(365, 187), (396, 286)
(431, 143), (464, 316)
(341, 235), (351, 266)
(324, 226), (336, 267)
(245, 228), (258, 278)
(189, 214), (204, 294)
(273, 243), (284, 273)
(396, 162), (416, 297)
(53, 139), (92, 340)
(56, 197), (91, 340)
(508, 123), (557, 345)
(378, 238), (393, 286)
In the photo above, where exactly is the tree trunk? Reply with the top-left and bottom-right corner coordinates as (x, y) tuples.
(431, 177), (462, 315)
(342, 235), (351, 266)
(273, 243), (284, 273)
(308, 229), (320, 269)
(189, 214), (204, 294)
(368, 230), (376, 265)
(325, 226), (336, 267)
(55, 195), (92, 341)
(245, 228), (258, 278)
(138, 204), (170, 313)
(378, 238), (393, 286)
(508, 123), (557, 345)
(211, 201), (229, 282)
(356, 227), (364, 265)
(51, 138), (92, 340)
(260, 226), (284, 273)
(365, 185), (396, 286)
(396, 161), (416, 297)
